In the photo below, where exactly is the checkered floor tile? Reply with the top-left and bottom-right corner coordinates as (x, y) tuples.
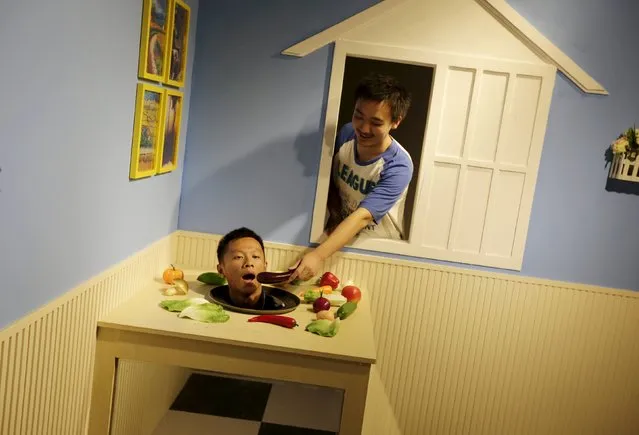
(153, 373), (342, 434)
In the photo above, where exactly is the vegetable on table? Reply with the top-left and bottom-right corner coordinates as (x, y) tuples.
(197, 272), (227, 286)
(302, 289), (321, 304)
(248, 315), (298, 329)
(162, 286), (183, 296)
(159, 297), (209, 312)
(319, 272), (340, 290)
(336, 301), (358, 320)
(305, 318), (340, 337)
(162, 265), (184, 284)
(325, 293), (347, 306)
(341, 285), (362, 303)
(178, 303), (229, 323)
(313, 291), (331, 313)
(160, 298), (229, 323)
(316, 285), (333, 295)
(163, 278), (189, 296)
(316, 310), (334, 321)
(256, 269), (295, 284)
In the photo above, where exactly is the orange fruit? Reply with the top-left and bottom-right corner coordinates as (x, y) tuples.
(162, 265), (184, 284)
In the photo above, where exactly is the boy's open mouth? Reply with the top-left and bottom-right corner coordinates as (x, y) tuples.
(242, 273), (256, 282)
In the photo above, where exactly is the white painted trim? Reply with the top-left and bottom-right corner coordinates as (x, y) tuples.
(281, 0), (408, 57)
(281, 0), (608, 95)
(477, 0), (608, 95)
(308, 41), (348, 242)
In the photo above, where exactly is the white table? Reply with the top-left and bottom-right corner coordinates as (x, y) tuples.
(87, 275), (377, 434)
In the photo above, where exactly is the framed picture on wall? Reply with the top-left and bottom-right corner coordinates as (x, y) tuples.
(164, 0), (191, 88)
(138, 0), (171, 82)
(156, 88), (183, 174)
(130, 82), (165, 179)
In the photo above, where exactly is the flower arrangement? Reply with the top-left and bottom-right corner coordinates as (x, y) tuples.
(605, 125), (639, 166)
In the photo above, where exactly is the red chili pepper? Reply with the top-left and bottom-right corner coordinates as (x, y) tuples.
(248, 315), (298, 328)
(319, 271), (340, 290)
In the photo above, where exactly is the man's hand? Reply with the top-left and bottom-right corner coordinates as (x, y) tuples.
(288, 251), (323, 282)
(289, 207), (373, 282)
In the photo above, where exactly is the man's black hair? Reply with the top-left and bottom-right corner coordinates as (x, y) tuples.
(217, 227), (265, 263)
(354, 72), (412, 123)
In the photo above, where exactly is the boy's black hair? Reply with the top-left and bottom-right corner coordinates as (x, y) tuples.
(354, 72), (412, 123)
(217, 227), (265, 262)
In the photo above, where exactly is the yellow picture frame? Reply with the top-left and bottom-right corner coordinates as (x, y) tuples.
(130, 82), (166, 180)
(138, 0), (171, 82)
(164, 0), (191, 88)
(156, 88), (184, 174)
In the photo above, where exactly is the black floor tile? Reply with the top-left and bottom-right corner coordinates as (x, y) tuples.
(258, 423), (337, 435)
(170, 373), (272, 421)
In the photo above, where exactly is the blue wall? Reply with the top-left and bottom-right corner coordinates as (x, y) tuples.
(0, 0), (199, 329)
(180, 0), (636, 291)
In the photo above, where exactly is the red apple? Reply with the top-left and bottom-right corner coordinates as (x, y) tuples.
(341, 285), (362, 303)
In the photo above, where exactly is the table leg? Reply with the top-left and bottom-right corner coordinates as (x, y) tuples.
(87, 336), (119, 435)
(339, 366), (371, 435)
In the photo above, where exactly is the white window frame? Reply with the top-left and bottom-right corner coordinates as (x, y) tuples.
(310, 40), (556, 270)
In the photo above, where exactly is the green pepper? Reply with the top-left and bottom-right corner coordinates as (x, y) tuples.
(305, 318), (340, 337)
(197, 272), (227, 286)
(336, 301), (357, 320)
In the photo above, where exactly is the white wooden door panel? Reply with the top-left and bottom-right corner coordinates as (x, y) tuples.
(450, 166), (493, 254)
(422, 162), (460, 250)
(466, 71), (508, 162)
(413, 60), (554, 270)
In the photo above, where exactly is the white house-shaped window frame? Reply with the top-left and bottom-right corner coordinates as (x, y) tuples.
(284, 0), (606, 271)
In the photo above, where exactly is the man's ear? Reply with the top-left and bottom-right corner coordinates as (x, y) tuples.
(216, 263), (224, 275)
(391, 116), (403, 130)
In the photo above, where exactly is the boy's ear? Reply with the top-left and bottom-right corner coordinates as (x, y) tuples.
(391, 116), (403, 130)
(216, 263), (224, 275)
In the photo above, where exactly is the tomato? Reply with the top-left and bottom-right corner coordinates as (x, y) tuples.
(341, 285), (361, 303)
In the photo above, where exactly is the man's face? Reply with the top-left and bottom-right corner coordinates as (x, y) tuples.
(217, 237), (267, 295)
(351, 99), (401, 152)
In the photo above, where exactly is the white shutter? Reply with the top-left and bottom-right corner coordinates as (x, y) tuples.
(415, 58), (555, 270)
(311, 41), (556, 271)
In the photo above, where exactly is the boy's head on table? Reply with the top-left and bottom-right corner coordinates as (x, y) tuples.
(216, 227), (268, 308)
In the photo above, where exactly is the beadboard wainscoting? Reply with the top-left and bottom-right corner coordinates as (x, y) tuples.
(0, 235), (190, 435)
(172, 230), (639, 435)
(1, 230), (638, 434)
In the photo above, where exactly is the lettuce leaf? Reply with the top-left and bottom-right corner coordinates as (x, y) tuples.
(178, 303), (230, 323)
(305, 318), (340, 337)
(159, 297), (208, 312)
